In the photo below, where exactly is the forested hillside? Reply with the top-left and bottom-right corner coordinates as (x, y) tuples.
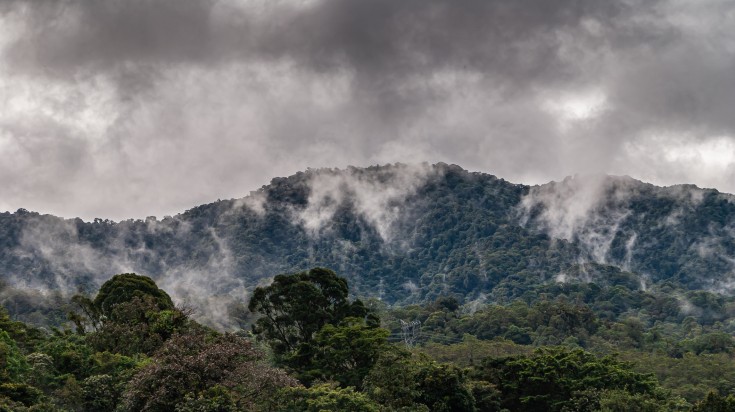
(0, 269), (733, 411)
(2, 163), (735, 328)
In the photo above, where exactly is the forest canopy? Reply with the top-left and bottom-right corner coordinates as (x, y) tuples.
(0, 268), (733, 411)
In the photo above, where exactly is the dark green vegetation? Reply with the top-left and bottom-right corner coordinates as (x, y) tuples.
(0, 273), (298, 411)
(2, 163), (735, 326)
(1, 164), (735, 408)
(1, 269), (733, 411)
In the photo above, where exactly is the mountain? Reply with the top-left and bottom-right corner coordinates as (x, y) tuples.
(2, 163), (735, 327)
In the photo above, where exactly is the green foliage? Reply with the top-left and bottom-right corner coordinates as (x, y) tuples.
(617, 351), (735, 403)
(25, 353), (55, 391)
(120, 332), (297, 412)
(420, 336), (533, 367)
(362, 348), (426, 411)
(0, 383), (43, 407)
(249, 268), (376, 369)
(174, 385), (238, 412)
(87, 296), (190, 356)
(684, 332), (735, 355)
(277, 383), (380, 412)
(306, 318), (389, 388)
(412, 358), (476, 412)
(5, 164), (735, 325)
(477, 347), (664, 412)
(68, 295), (100, 334)
(6, 181), (735, 412)
(598, 389), (688, 412)
(364, 349), (476, 412)
(37, 332), (93, 380)
(0, 330), (28, 383)
(690, 391), (735, 412)
(64, 273), (193, 356)
(93, 273), (175, 319)
(80, 374), (119, 412)
(0, 307), (43, 353)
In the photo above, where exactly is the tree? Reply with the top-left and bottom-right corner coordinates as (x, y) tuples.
(87, 296), (190, 356)
(0, 331), (28, 383)
(120, 332), (297, 412)
(68, 294), (101, 334)
(412, 357), (477, 412)
(93, 273), (174, 319)
(69, 274), (190, 356)
(362, 348), (427, 411)
(691, 391), (735, 412)
(306, 317), (389, 388)
(248, 268), (376, 366)
(364, 349), (477, 412)
(477, 347), (665, 412)
(276, 383), (380, 412)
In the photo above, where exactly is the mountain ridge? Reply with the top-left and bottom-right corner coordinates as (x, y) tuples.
(2, 163), (735, 328)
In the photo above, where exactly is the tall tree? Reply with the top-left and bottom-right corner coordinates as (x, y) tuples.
(120, 332), (296, 412)
(248, 268), (375, 362)
(93, 273), (174, 319)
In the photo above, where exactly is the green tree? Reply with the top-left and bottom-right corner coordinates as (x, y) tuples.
(362, 348), (427, 411)
(68, 274), (190, 356)
(174, 385), (238, 412)
(0, 383), (43, 408)
(248, 268), (376, 367)
(87, 296), (190, 356)
(598, 389), (688, 412)
(477, 347), (665, 412)
(413, 358), (476, 412)
(0, 331), (28, 383)
(691, 391), (735, 412)
(68, 294), (101, 334)
(306, 317), (389, 388)
(364, 349), (476, 412)
(120, 332), (296, 412)
(277, 383), (380, 412)
(93, 273), (174, 319)
(0, 308), (43, 353)
(37, 331), (93, 380)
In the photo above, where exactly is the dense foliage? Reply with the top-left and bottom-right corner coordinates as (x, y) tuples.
(2, 163), (735, 327)
(0, 269), (734, 410)
(2, 162), (735, 409)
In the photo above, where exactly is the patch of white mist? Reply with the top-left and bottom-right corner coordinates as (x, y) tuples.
(230, 190), (268, 217)
(622, 232), (638, 271)
(402, 280), (419, 294)
(675, 294), (703, 317)
(295, 163), (437, 242)
(12, 218), (132, 293)
(462, 293), (487, 315)
(10, 214), (246, 330)
(519, 174), (637, 264)
(155, 227), (247, 330)
(660, 185), (706, 227)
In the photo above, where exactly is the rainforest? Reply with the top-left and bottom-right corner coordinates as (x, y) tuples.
(1, 164), (734, 410)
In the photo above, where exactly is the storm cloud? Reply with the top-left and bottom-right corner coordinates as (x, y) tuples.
(1, 0), (734, 220)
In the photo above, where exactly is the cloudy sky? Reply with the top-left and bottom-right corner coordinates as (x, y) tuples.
(1, 0), (734, 220)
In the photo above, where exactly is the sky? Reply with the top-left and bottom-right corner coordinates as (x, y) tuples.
(1, 0), (734, 221)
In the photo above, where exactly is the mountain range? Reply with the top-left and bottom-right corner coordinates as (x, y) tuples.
(2, 163), (735, 327)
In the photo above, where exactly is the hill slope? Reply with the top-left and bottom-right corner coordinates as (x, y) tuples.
(2, 163), (735, 326)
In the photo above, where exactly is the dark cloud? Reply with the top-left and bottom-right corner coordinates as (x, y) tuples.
(0, 0), (733, 219)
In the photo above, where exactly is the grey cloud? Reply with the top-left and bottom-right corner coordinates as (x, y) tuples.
(0, 0), (734, 221)
(3, 0), (649, 77)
